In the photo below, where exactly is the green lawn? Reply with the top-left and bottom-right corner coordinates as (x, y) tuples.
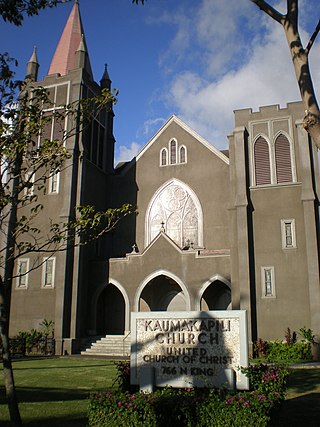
(0, 357), (118, 427)
(1, 359), (320, 427)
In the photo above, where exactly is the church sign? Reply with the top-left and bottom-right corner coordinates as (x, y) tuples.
(131, 311), (249, 390)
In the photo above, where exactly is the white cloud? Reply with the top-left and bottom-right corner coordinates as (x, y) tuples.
(115, 142), (142, 164)
(162, 1), (320, 149)
(141, 117), (167, 136)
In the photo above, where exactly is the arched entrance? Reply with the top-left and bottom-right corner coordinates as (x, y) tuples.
(96, 284), (125, 335)
(139, 274), (186, 312)
(200, 280), (231, 310)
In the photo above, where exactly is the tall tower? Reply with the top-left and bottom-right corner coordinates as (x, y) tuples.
(9, 1), (116, 354)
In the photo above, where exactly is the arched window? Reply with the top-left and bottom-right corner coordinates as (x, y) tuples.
(179, 145), (186, 163)
(170, 139), (177, 164)
(160, 148), (167, 166)
(147, 180), (203, 248)
(275, 134), (293, 183)
(254, 136), (271, 185)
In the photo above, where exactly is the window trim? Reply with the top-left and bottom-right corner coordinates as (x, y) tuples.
(160, 139), (187, 167)
(145, 178), (203, 249)
(16, 258), (30, 289)
(281, 218), (296, 249)
(42, 257), (56, 288)
(252, 134), (272, 186)
(24, 171), (35, 197)
(49, 171), (60, 194)
(179, 145), (187, 163)
(261, 266), (276, 298)
(160, 147), (168, 166)
(169, 139), (177, 165)
(249, 118), (297, 187)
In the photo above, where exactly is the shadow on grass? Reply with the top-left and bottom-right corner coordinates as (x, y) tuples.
(13, 363), (111, 371)
(0, 387), (91, 404)
(0, 415), (87, 427)
(287, 369), (320, 394)
(274, 393), (320, 427)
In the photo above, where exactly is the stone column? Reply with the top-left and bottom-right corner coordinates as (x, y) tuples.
(296, 121), (320, 336)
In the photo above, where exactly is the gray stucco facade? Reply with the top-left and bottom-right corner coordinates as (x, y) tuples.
(7, 3), (320, 355)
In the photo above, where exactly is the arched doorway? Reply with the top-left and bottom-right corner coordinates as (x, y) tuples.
(96, 284), (125, 335)
(200, 280), (231, 310)
(139, 274), (186, 312)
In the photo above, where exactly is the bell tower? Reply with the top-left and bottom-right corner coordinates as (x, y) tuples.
(10, 0), (116, 355)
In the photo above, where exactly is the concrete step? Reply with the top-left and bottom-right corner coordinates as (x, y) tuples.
(81, 334), (131, 357)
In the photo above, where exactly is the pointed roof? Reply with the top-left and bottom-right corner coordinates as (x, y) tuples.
(48, 1), (93, 78)
(28, 46), (39, 65)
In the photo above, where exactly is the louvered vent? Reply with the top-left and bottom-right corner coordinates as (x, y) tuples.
(254, 137), (271, 185)
(275, 134), (293, 183)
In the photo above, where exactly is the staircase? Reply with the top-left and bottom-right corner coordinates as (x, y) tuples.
(81, 334), (131, 357)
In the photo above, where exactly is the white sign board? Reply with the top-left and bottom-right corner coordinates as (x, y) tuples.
(131, 311), (249, 390)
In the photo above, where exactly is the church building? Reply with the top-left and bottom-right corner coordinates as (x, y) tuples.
(8, 2), (320, 355)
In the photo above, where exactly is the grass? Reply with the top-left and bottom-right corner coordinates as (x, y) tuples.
(1, 358), (320, 426)
(274, 368), (320, 427)
(0, 356), (118, 427)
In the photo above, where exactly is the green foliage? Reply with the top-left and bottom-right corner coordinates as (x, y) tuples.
(40, 318), (54, 337)
(88, 391), (157, 427)
(265, 340), (312, 363)
(194, 388), (277, 427)
(88, 365), (288, 427)
(6, 320), (55, 356)
(88, 386), (283, 427)
(299, 326), (316, 344)
(0, 0), (71, 26)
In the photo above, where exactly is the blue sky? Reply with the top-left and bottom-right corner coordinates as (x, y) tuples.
(1, 0), (320, 163)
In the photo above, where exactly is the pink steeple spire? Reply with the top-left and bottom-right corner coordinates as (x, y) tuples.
(48, 1), (93, 78)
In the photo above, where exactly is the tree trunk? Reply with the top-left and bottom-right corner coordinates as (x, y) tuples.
(0, 146), (24, 425)
(0, 280), (22, 426)
(284, 24), (320, 148)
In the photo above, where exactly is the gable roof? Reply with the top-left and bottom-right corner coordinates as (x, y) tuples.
(48, 1), (93, 78)
(119, 115), (229, 175)
(137, 115), (229, 163)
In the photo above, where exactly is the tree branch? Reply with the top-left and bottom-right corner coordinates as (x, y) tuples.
(250, 0), (285, 24)
(305, 20), (320, 56)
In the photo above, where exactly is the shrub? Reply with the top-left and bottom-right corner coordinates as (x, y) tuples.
(255, 338), (268, 357)
(195, 388), (280, 427)
(88, 390), (157, 427)
(88, 365), (287, 426)
(266, 340), (312, 363)
(240, 363), (288, 398)
(113, 361), (131, 392)
(299, 326), (316, 344)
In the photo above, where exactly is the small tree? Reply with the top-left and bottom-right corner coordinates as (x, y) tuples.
(250, 0), (320, 148)
(0, 56), (134, 426)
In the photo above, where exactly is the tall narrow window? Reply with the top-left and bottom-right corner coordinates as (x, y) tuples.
(42, 257), (55, 288)
(179, 146), (186, 163)
(24, 172), (34, 196)
(254, 137), (271, 185)
(16, 259), (29, 288)
(160, 148), (167, 166)
(160, 140), (187, 166)
(275, 134), (293, 183)
(261, 266), (275, 298)
(281, 219), (296, 249)
(170, 140), (177, 164)
(49, 172), (59, 194)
